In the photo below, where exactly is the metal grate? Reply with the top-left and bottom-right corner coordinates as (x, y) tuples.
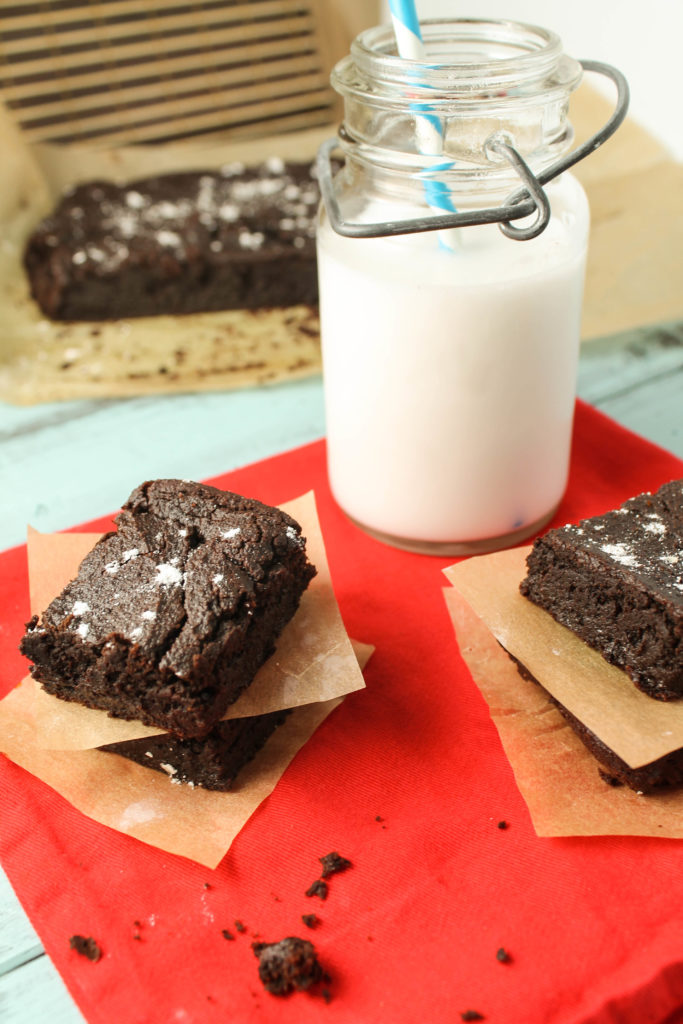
(0, 0), (339, 146)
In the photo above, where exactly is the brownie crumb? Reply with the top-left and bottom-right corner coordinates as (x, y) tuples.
(322, 987), (332, 1003)
(461, 1012), (484, 1022)
(203, 882), (212, 890)
(305, 879), (328, 900)
(222, 929), (235, 941)
(69, 935), (102, 962)
(497, 820), (509, 830)
(234, 920), (246, 933)
(252, 936), (323, 995)
(496, 947), (512, 963)
(375, 815), (384, 822)
(319, 851), (352, 878)
(301, 914), (320, 929)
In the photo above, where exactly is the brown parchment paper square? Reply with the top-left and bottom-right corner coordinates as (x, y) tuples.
(444, 548), (683, 769)
(0, 692), (348, 868)
(22, 491), (365, 750)
(443, 564), (683, 839)
(0, 491), (372, 866)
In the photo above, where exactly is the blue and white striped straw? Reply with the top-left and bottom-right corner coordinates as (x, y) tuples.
(388, 0), (458, 249)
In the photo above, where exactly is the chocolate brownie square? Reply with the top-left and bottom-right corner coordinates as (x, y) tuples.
(520, 479), (683, 700)
(21, 480), (316, 738)
(23, 159), (320, 321)
(99, 709), (290, 790)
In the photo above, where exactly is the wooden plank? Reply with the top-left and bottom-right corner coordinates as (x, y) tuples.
(1, 34), (317, 102)
(578, 321), (683, 405)
(22, 71), (330, 133)
(587, 367), (683, 459)
(182, 106), (334, 142)
(0, 0), (348, 145)
(0, 871), (42, 977)
(0, 15), (317, 80)
(35, 86), (335, 145)
(0, 0), (304, 33)
(578, 322), (683, 457)
(0, 379), (326, 552)
(11, 54), (323, 120)
(0, 1), (313, 55)
(0, 951), (85, 1024)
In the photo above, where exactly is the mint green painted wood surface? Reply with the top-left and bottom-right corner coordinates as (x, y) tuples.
(1, 322), (681, 1023)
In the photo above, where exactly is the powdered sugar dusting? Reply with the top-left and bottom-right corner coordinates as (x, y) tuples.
(155, 563), (183, 587)
(600, 542), (639, 568)
(286, 525), (304, 547)
(59, 160), (318, 281)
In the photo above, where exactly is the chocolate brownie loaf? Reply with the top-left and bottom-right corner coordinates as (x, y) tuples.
(520, 479), (683, 700)
(23, 158), (320, 321)
(99, 709), (289, 790)
(508, 652), (683, 792)
(21, 480), (316, 738)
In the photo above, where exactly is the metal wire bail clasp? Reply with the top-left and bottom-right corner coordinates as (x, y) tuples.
(317, 60), (629, 243)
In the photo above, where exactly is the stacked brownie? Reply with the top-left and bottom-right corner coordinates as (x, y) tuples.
(23, 158), (320, 321)
(20, 479), (316, 790)
(519, 478), (683, 791)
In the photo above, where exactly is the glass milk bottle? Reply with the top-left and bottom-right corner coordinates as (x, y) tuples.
(316, 19), (627, 554)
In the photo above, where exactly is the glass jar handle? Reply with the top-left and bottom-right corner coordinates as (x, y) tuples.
(317, 60), (629, 242)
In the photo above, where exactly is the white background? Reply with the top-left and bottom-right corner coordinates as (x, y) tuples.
(382, 0), (683, 160)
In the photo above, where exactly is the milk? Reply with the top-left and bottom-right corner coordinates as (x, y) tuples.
(317, 173), (590, 551)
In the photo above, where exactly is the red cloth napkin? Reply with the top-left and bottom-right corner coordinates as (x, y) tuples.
(2, 400), (683, 1024)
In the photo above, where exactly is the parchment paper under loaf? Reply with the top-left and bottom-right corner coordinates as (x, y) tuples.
(0, 82), (681, 404)
(0, 113), (331, 405)
(444, 547), (683, 770)
(22, 491), (365, 750)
